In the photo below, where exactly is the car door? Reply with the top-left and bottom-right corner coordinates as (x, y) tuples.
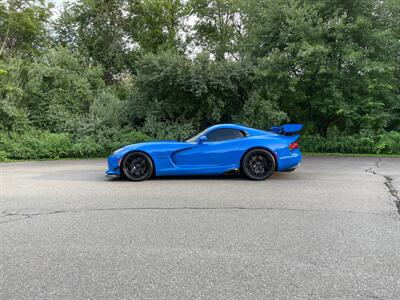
(171, 128), (247, 168)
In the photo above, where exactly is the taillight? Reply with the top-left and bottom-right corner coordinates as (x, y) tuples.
(289, 141), (299, 150)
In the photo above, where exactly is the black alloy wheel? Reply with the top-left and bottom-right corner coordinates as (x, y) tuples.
(241, 148), (276, 180)
(122, 152), (154, 181)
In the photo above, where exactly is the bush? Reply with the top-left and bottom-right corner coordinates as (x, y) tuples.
(141, 115), (195, 141)
(0, 150), (9, 161)
(0, 128), (151, 161)
(301, 132), (400, 154)
(98, 129), (151, 156)
(22, 48), (107, 130)
(233, 91), (288, 129)
(0, 130), (72, 160)
(376, 131), (400, 154)
(0, 58), (30, 132)
(131, 52), (255, 129)
(69, 136), (104, 158)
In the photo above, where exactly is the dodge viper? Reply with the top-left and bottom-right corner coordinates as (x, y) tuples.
(106, 123), (302, 181)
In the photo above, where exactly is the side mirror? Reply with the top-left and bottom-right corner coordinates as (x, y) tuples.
(197, 135), (208, 144)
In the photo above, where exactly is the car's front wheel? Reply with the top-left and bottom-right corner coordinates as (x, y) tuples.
(122, 152), (154, 181)
(241, 148), (276, 180)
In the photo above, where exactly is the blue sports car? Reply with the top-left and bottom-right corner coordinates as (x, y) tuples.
(106, 123), (302, 181)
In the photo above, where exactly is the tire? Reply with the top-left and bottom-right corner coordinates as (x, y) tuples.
(121, 152), (154, 181)
(241, 148), (276, 181)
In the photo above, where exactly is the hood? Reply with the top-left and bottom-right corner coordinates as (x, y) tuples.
(113, 140), (195, 157)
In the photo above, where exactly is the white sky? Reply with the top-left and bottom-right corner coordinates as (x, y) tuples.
(50, 0), (66, 9)
(51, 0), (67, 6)
(48, 0), (71, 19)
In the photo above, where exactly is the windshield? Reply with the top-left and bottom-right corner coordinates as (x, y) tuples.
(185, 129), (207, 143)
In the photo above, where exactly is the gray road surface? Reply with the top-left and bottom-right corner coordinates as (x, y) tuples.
(1, 157), (400, 299)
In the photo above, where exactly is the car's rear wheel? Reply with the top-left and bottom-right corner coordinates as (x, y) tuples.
(122, 152), (153, 181)
(241, 148), (275, 181)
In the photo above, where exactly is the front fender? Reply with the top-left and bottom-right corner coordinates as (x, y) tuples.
(106, 141), (198, 176)
(105, 144), (152, 176)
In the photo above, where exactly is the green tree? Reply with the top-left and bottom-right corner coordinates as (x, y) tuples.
(54, 0), (129, 83)
(242, 0), (400, 135)
(189, 0), (243, 60)
(54, 0), (186, 81)
(0, 0), (52, 57)
(131, 51), (254, 129)
(234, 91), (288, 129)
(21, 47), (126, 133)
(126, 0), (186, 53)
(0, 57), (30, 131)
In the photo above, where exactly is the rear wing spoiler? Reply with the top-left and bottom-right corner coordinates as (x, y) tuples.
(270, 124), (303, 136)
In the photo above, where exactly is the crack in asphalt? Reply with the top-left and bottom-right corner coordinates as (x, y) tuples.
(0, 206), (391, 224)
(365, 157), (382, 174)
(384, 175), (400, 214)
(365, 158), (400, 215)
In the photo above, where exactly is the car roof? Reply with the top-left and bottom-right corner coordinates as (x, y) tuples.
(206, 123), (247, 130)
(205, 123), (274, 137)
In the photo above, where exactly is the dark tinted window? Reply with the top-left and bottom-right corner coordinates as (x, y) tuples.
(206, 128), (245, 142)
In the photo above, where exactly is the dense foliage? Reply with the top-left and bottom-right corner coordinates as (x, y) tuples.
(0, 0), (399, 160)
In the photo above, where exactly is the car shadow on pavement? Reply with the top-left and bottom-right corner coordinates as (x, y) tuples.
(31, 169), (299, 182)
(106, 172), (298, 182)
(106, 174), (246, 182)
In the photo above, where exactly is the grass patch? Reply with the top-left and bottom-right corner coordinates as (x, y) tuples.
(302, 152), (400, 157)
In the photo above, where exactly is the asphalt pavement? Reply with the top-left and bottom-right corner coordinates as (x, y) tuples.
(1, 156), (400, 299)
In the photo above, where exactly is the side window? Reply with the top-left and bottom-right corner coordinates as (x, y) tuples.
(205, 128), (245, 142)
